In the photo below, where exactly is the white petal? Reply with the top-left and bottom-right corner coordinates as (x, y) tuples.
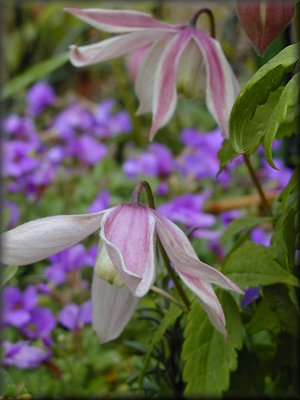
(92, 271), (139, 343)
(135, 35), (173, 115)
(1, 211), (107, 266)
(69, 31), (168, 67)
(153, 210), (243, 295)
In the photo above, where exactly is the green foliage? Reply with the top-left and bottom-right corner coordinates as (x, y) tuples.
(182, 292), (243, 397)
(217, 138), (239, 172)
(2, 52), (69, 99)
(1, 266), (19, 288)
(223, 241), (299, 289)
(263, 72), (300, 168)
(229, 43), (299, 153)
(220, 215), (273, 245)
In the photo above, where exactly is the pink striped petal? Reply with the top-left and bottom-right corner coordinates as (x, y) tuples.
(150, 29), (193, 140)
(135, 35), (173, 115)
(177, 271), (227, 337)
(64, 8), (178, 33)
(69, 31), (167, 67)
(92, 271), (139, 343)
(1, 211), (106, 266)
(153, 210), (243, 295)
(193, 31), (240, 138)
(100, 205), (156, 297)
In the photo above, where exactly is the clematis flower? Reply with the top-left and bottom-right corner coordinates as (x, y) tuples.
(64, 7), (240, 139)
(1, 188), (243, 343)
(236, 0), (294, 55)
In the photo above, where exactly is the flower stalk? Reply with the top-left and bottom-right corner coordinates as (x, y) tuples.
(189, 8), (216, 38)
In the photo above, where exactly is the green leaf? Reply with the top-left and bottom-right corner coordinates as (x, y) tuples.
(277, 165), (299, 211)
(270, 208), (296, 271)
(2, 52), (69, 99)
(1, 265), (18, 288)
(223, 241), (299, 289)
(217, 139), (239, 172)
(182, 292), (243, 397)
(229, 43), (299, 153)
(221, 216), (273, 245)
(138, 304), (182, 388)
(263, 72), (300, 168)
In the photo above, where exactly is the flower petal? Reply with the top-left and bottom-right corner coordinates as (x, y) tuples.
(135, 35), (173, 115)
(92, 271), (139, 343)
(193, 31), (240, 138)
(100, 205), (156, 297)
(177, 271), (227, 337)
(1, 210), (107, 266)
(150, 29), (193, 140)
(153, 210), (243, 295)
(64, 8), (178, 33)
(69, 31), (168, 67)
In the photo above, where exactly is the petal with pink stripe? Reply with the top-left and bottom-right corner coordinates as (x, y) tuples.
(64, 8), (178, 33)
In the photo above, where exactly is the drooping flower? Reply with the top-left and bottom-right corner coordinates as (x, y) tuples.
(236, 0), (294, 55)
(64, 7), (240, 139)
(1, 190), (243, 343)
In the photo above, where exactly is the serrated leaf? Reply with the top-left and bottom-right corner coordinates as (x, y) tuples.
(223, 241), (299, 289)
(229, 43), (299, 153)
(182, 292), (243, 397)
(270, 208), (296, 271)
(221, 216), (273, 245)
(217, 139), (239, 172)
(138, 304), (182, 388)
(2, 52), (68, 99)
(264, 72), (300, 168)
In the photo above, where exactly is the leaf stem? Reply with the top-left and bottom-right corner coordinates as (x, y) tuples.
(242, 154), (272, 215)
(150, 285), (187, 311)
(189, 8), (216, 38)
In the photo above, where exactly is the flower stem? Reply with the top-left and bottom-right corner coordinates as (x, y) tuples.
(151, 285), (187, 312)
(189, 8), (216, 38)
(131, 181), (191, 310)
(242, 154), (272, 215)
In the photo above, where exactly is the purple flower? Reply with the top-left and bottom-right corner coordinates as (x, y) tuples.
(156, 182), (169, 196)
(3, 286), (38, 327)
(88, 190), (110, 213)
(20, 307), (56, 339)
(124, 143), (175, 178)
(241, 287), (260, 308)
(58, 301), (92, 330)
(67, 136), (107, 165)
(250, 227), (271, 247)
(3, 141), (39, 178)
(259, 159), (292, 190)
(4, 114), (39, 145)
(220, 209), (243, 226)
(26, 82), (56, 116)
(3, 200), (20, 229)
(3, 341), (51, 369)
(93, 99), (131, 138)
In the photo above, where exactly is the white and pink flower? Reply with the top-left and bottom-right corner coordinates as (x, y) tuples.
(1, 201), (243, 343)
(64, 7), (240, 139)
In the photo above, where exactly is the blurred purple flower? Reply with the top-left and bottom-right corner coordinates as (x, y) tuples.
(241, 287), (260, 308)
(20, 307), (56, 339)
(220, 209), (243, 226)
(53, 103), (95, 140)
(3, 200), (20, 229)
(45, 244), (88, 285)
(85, 244), (98, 267)
(88, 190), (110, 213)
(156, 182), (169, 196)
(250, 227), (271, 247)
(3, 286), (38, 327)
(3, 341), (51, 369)
(26, 82), (56, 116)
(124, 143), (175, 178)
(93, 99), (131, 138)
(260, 159), (292, 190)
(3, 141), (39, 178)
(58, 301), (92, 330)
(67, 136), (107, 165)
(4, 114), (39, 145)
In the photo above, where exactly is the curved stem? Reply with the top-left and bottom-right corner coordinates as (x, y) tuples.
(243, 154), (272, 215)
(189, 8), (216, 38)
(151, 285), (187, 312)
